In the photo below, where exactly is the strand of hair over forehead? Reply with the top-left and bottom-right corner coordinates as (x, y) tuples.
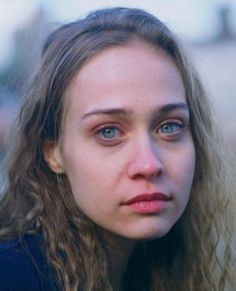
(42, 7), (174, 55)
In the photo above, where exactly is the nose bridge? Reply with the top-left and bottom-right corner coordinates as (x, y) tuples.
(127, 130), (163, 178)
(136, 132), (157, 161)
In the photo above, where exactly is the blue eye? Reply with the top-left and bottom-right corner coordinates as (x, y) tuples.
(99, 127), (119, 139)
(159, 122), (183, 134)
(94, 125), (124, 146)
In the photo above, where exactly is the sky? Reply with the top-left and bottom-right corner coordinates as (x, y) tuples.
(0, 0), (236, 69)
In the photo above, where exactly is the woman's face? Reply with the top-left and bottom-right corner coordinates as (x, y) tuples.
(46, 41), (195, 242)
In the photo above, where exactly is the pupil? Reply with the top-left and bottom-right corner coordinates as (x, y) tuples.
(103, 128), (115, 138)
(163, 125), (171, 133)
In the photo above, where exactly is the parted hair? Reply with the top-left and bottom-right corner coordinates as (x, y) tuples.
(0, 7), (235, 291)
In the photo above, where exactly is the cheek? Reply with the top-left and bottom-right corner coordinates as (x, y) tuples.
(175, 143), (196, 200)
(62, 143), (118, 201)
(166, 141), (195, 194)
(185, 144), (196, 184)
(63, 156), (100, 212)
(63, 152), (95, 191)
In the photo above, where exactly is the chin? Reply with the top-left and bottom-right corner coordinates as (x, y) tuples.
(124, 226), (173, 241)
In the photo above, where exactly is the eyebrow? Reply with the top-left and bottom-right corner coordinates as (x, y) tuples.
(152, 102), (189, 116)
(81, 102), (189, 120)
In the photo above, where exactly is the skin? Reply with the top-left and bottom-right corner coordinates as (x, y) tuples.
(44, 40), (196, 289)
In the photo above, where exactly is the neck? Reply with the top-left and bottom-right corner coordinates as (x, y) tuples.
(103, 232), (137, 291)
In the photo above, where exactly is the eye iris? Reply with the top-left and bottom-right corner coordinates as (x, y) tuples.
(161, 124), (177, 133)
(102, 127), (116, 138)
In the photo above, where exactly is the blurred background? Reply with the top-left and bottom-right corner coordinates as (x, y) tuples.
(0, 0), (236, 160)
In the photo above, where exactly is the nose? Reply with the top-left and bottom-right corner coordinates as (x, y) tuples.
(127, 136), (164, 179)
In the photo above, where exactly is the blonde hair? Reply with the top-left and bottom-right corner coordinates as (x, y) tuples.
(0, 7), (235, 290)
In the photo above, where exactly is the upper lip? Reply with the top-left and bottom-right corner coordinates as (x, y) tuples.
(123, 192), (171, 205)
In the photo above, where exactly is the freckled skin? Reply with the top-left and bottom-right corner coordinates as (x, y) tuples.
(50, 41), (195, 246)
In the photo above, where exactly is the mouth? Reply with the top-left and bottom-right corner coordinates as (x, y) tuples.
(122, 192), (171, 214)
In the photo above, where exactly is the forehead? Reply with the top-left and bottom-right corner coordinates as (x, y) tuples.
(70, 40), (177, 83)
(63, 40), (185, 115)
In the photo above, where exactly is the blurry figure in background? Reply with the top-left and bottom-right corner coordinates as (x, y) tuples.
(0, 7), (235, 291)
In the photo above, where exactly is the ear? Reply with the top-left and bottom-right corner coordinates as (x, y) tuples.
(43, 140), (65, 173)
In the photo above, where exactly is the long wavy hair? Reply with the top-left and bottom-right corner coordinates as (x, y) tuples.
(0, 7), (235, 291)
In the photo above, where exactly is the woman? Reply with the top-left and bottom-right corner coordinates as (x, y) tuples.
(0, 7), (235, 291)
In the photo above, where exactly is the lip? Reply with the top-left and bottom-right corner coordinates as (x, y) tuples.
(124, 192), (170, 205)
(122, 192), (171, 214)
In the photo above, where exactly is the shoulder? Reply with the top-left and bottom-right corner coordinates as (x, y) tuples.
(0, 234), (59, 291)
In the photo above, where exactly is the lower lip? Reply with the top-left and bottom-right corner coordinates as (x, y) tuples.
(125, 200), (168, 214)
